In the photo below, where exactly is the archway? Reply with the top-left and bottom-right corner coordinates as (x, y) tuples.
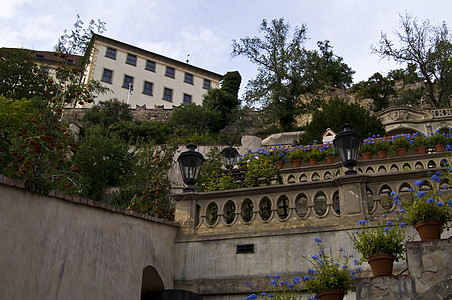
(141, 266), (164, 297)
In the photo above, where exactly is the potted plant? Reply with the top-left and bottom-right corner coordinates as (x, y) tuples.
(287, 147), (304, 167)
(360, 138), (375, 160)
(429, 131), (447, 152)
(402, 174), (452, 240)
(237, 151), (255, 169)
(323, 143), (337, 164)
(390, 135), (411, 156)
(306, 145), (325, 166)
(302, 238), (358, 299)
(412, 134), (429, 154)
(350, 216), (406, 276)
(374, 138), (390, 158)
(269, 147), (287, 169)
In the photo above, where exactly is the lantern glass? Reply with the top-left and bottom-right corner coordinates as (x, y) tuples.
(221, 143), (239, 169)
(333, 123), (362, 175)
(177, 144), (205, 192)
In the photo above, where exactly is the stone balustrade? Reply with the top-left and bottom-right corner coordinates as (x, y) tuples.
(429, 107), (452, 118)
(174, 151), (450, 236)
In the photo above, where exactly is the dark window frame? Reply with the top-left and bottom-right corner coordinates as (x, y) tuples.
(184, 73), (193, 84)
(101, 68), (113, 84)
(203, 79), (211, 90)
(165, 66), (175, 78)
(105, 47), (117, 59)
(163, 87), (173, 102)
(122, 74), (134, 89)
(145, 60), (156, 72)
(143, 81), (153, 96)
(126, 53), (137, 66)
(183, 93), (192, 105)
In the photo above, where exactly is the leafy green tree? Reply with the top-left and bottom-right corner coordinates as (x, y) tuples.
(73, 125), (133, 201)
(220, 71), (242, 98)
(373, 13), (452, 107)
(203, 88), (239, 130)
(351, 72), (396, 111)
(82, 99), (132, 128)
(168, 103), (221, 134)
(299, 97), (386, 144)
(0, 48), (56, 99)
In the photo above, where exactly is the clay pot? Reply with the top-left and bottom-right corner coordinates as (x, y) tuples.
(416, 146), (427, 154)
(396, 148), (407, 156)
(318, 289), (345, 300)
(435, 144), (444, 152)
(309, 158), (318, 166)
(377, 150), (387, 159)
(361, 152), (372, 160)
(325, 156), (335, 164)
(290, 159), (302, 168)
(274, 161), (284, 169)
(367, 253), (395, 276)
(415, 220), (443, 241)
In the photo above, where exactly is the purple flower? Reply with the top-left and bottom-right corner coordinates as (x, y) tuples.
(437, 202), (444, 207)
(315, 237), (322, 243)
(427, 198), (435, 204)
(414, 180), (423, 186)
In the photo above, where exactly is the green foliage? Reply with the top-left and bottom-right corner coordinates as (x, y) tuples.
(232, 18), (354, 131)
(298, 97), (385, 144)
(373, 138), (390, 152)
(221, 71), (242, 98)
(360, 138), (376, 154)
(197, 146), (223, 191)
(402, 177), (452, 228)
(127, 143), (177, 221)
(303, 239), (356, 295)
(73, 125), (133, 201)
(390, 135), (411, 150)
(82, 99), (132, 128)
(287, 148), (305, 161)
(243, 155), (282, 188)
(351, 72), (396, 112)
(168, 103), (221, 135)
(245, 275), (302, 300)
(373, 13), (452, 108)
(203, 88), (240, 130)
(202, 172), (239, 192)
(0, 48), (57, 100)
(108, 120), (170, 145)
(350, 217), (406, 262)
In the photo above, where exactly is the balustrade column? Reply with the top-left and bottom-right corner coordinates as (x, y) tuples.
(335, 175), (369, 218)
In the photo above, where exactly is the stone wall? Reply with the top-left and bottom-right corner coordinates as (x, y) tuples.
(0, 176), (179, 300)
(356, 239), (452, 299)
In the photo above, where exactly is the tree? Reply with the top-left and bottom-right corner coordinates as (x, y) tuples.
(351, 72), (396, 112)
(82, 99), (132, 128)
(373, 13), (452, 107)
(0, 48), (56, 100)
(203, 88), (239, 130)
(298, 97), (386, 144)
(232, 18), (354, 131)
(220, 71), (242, 98)
(168, 103), (221, 135)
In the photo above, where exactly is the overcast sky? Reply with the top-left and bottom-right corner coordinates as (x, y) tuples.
(1, 0), (451, 97)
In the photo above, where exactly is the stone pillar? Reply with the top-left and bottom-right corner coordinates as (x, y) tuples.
(334, 175), (369, 218)
(173, 192), (198, 229)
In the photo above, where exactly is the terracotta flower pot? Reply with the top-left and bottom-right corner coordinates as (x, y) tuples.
(415, 220), (443, 241)
(325, 156), (335, 164)
(376, 150), (387, 159)
(275, 161), (284, 169)
(416, 146), (427, 154)
(396, 148), (407, 156)
(367, 253), (394, 276)
(309, 158), (318, 166)
(290, 159), (302, 168)
(361, 152), (372, 160)
(435, 144), (444, 152)
(318, 289), (345, 300)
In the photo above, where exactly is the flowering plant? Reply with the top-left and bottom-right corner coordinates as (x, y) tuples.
(411, 133), (429, 148)
(360, 138), (375, 154)
(402, 173), (452, 229)
(323, 143), (337, 158)
(350, 215), (406, 262)
(302, 238), (358, 295)
(428, 131), (447, 147)
(373, 138), (390, 152)
(305, 146), (325, 161)
(390, 135), (411, 150)
(245, 275), (302, 300)
(287, 148), (305, 161)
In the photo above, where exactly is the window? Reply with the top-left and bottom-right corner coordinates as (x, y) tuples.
(203, 79), (211, 89)
(143, 81), (153, 96)
(163, 88), (173, 101)
(101, 69), (113, 83)
(145, 60), (156, 72)
(123, 75), (134, 89)
(165, 66), (175, 78)
(184, 73), (193, 84)
(105, 47), (117, 59)
(126, 53), (137, 66)
(183, 94), (192, 105)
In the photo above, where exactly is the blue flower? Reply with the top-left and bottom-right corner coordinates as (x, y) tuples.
(246, 294), (257, 300)
(384, 227), (390, 233)
(354, 259), (359, 265)
(386, 221), (393, 226)
(400, 222), (407, 228)
(244, 281), (252, 287)
(315, 237), (322, 243)
(448, 200), (452, 207)
(293, 277), (300, 284)
(303, 275), (311, 281)
(274, 274), (280, 279)
(270, 280), (277, 286)
(414, 180), (423, 186)
(312, 254), (319, 260)
(307, 268), (315, 275)
(427, 198), (435, 204)
(417, 191), (426, 198)
(352, 276), (358, 280)
(261, 292), (267, 296)
(437, 202), (444, 207)
(358, 219), (368, 226)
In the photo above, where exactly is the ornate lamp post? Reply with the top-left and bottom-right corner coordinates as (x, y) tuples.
(333, 123), (362, 175)
(177, 144), (205, 192)
(221, 143), (239, 169)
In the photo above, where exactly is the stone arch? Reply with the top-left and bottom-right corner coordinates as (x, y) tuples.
(428, 160), (437, 168)
(312, 172), (320, 181)
(332, 191), (340, 215)
(378, 166), (387, 173)
(141, 266), (164, 297)
(402, 163), (411, 171)
(415, 161), (424, 169)
(366, 167), (375, 174)
(287, 174), (296, 183)
(324, 171), (333, 180)
(295, 193), (309, 218)
(379, 185), (393, 210)
(206, 202), (218, 226)
(277, 195), (290, 220)
(259, 197), (272, 221)
(390, 164), (399, 172)
(299, 174), (308, 182)
(313, 192), (327, 216)
(223, 200), (236, 224)
(241, 198), (254, 223)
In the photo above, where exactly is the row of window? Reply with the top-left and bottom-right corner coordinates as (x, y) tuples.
(105, 46), (211, 89)
(102, 68), (192, 104)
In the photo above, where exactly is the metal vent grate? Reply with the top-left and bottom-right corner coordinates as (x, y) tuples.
(236, 243), (254, 254)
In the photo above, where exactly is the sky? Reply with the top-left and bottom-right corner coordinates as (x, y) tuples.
(1, 0), (451, 97)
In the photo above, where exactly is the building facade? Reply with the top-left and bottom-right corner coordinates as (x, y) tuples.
(84, 34), (223, 109)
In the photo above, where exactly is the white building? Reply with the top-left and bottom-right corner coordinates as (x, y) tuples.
(85, 34), (223, 109)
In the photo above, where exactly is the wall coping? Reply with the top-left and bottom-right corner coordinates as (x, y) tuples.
(0, 175), (179, 228)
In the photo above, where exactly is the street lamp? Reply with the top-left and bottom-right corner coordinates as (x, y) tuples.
(333, 123), (362, 175)
(177, 144), (205, 192)
(221, 143), (239, 169)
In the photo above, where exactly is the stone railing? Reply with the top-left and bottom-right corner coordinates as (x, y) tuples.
(173, 151), (451, 236)
(429, 108), (452, 118)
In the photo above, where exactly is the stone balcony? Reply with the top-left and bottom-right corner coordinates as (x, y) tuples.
(174, 151), (450, 238)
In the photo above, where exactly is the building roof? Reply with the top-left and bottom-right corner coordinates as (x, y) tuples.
(1, 48), (81, 65)
(91, 34), (223, 80)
